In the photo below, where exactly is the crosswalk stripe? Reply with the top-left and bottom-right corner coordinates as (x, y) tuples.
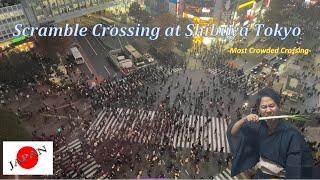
(106, 109), (125, 138)
(173, 117), (180, 148)
(84, 108), (231, 153)
(86, 169), (98, 178)
(56, 138), (79, 153)
(84, 164), (100, 177)
(79, 159), (94, 169)
(91, 108), (106, 128)
(115, 109), (131, 132)
(200, 116), (204, 147)
(82, 161), (97, 172)
(160, 117), (165, 145)
(64, 140), (81, 153)
(71, 172), (78, 178)
(181, 115), (188, 148)
(172, 68), (178, 73)
(186, 115), (192, 148)
(118, 109), (131, 131)
(217, 117), (222, 152)
(98, 173), (108, 179)
(146, 111), (155, 142)
(203, 116), (209, 150)
(203, 116), (208, 150)
(208, 117), (212, 151)
(224, 118), (230, 153)
(212, 117), (217, 152)
(216, 117), (221, 152)
(165, 113), (172, 140)
(214, 168), (240, 180)
(226, 169), (238, 180)
(190, 115), (196, 148)
(87, 109), (107, 137)
(94, 111), (113, 139)
(179, 115), (187, 148)
(103, 112), (120, 138)
(134, 111), (148, 142)
(217, 173), (226, 179)
(131, 109), (143, 129)
(54, 138), (101, 179)
(97, 113), (115, 139)
(93, 108), (107, 128)
(66, 170), (74, 177)
(139, 111), (152, 143)
(88, 109), (113, 139)
(221, 118), (226, 153)
(147, 112), (156, 142)
(222, 169), (232, 179)
(195, 116), (200, 144)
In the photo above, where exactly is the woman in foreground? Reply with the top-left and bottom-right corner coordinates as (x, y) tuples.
(228, 87), (313, 178)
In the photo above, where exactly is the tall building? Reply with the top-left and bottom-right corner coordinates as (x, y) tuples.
(0, 0), (116, 48)
(20, 0), (115, 26)
(0, 3), (29, 44)
(168, 0), (184, 16)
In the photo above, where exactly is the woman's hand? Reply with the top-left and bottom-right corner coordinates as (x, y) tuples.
(245, 114), (259, 122)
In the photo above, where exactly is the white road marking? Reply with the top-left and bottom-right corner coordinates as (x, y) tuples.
(84, 36), (98, 55)
(104, 65), (111, 76)
(88, 29), (107, 51)
(185, 169), (190, 175)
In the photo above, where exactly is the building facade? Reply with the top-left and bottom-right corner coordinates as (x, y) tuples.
(0, 0), (116, 45)
(0, 0), (20, 7)
(145, 0), (169, 15)
(21, 0), (115, 26)
(0, 4), (29, 44)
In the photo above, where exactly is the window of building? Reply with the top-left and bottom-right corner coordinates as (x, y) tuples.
(78, 0), (86, 9)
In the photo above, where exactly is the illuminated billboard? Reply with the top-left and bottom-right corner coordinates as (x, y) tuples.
(11, 36), (28, 44)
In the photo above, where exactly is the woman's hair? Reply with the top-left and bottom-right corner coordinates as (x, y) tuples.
(256, 87), (281, 107)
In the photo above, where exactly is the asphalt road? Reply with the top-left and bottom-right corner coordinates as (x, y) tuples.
(76, 32), (118, 79)
(75, 21), (151, 80)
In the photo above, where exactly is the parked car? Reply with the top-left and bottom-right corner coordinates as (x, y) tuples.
(251, 64), (263, 75)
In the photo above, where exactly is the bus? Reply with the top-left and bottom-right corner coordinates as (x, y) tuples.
(70, 47), (84, 65)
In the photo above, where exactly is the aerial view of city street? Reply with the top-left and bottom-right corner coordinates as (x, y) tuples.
(0, 0), (320, 179)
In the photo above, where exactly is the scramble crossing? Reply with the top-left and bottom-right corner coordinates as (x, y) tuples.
(85, 108), (231, 153)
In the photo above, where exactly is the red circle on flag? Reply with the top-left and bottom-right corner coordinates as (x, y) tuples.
(16, 146), (39, 169)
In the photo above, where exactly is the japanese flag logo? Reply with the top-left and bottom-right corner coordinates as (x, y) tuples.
(2, 141), (53, 175)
